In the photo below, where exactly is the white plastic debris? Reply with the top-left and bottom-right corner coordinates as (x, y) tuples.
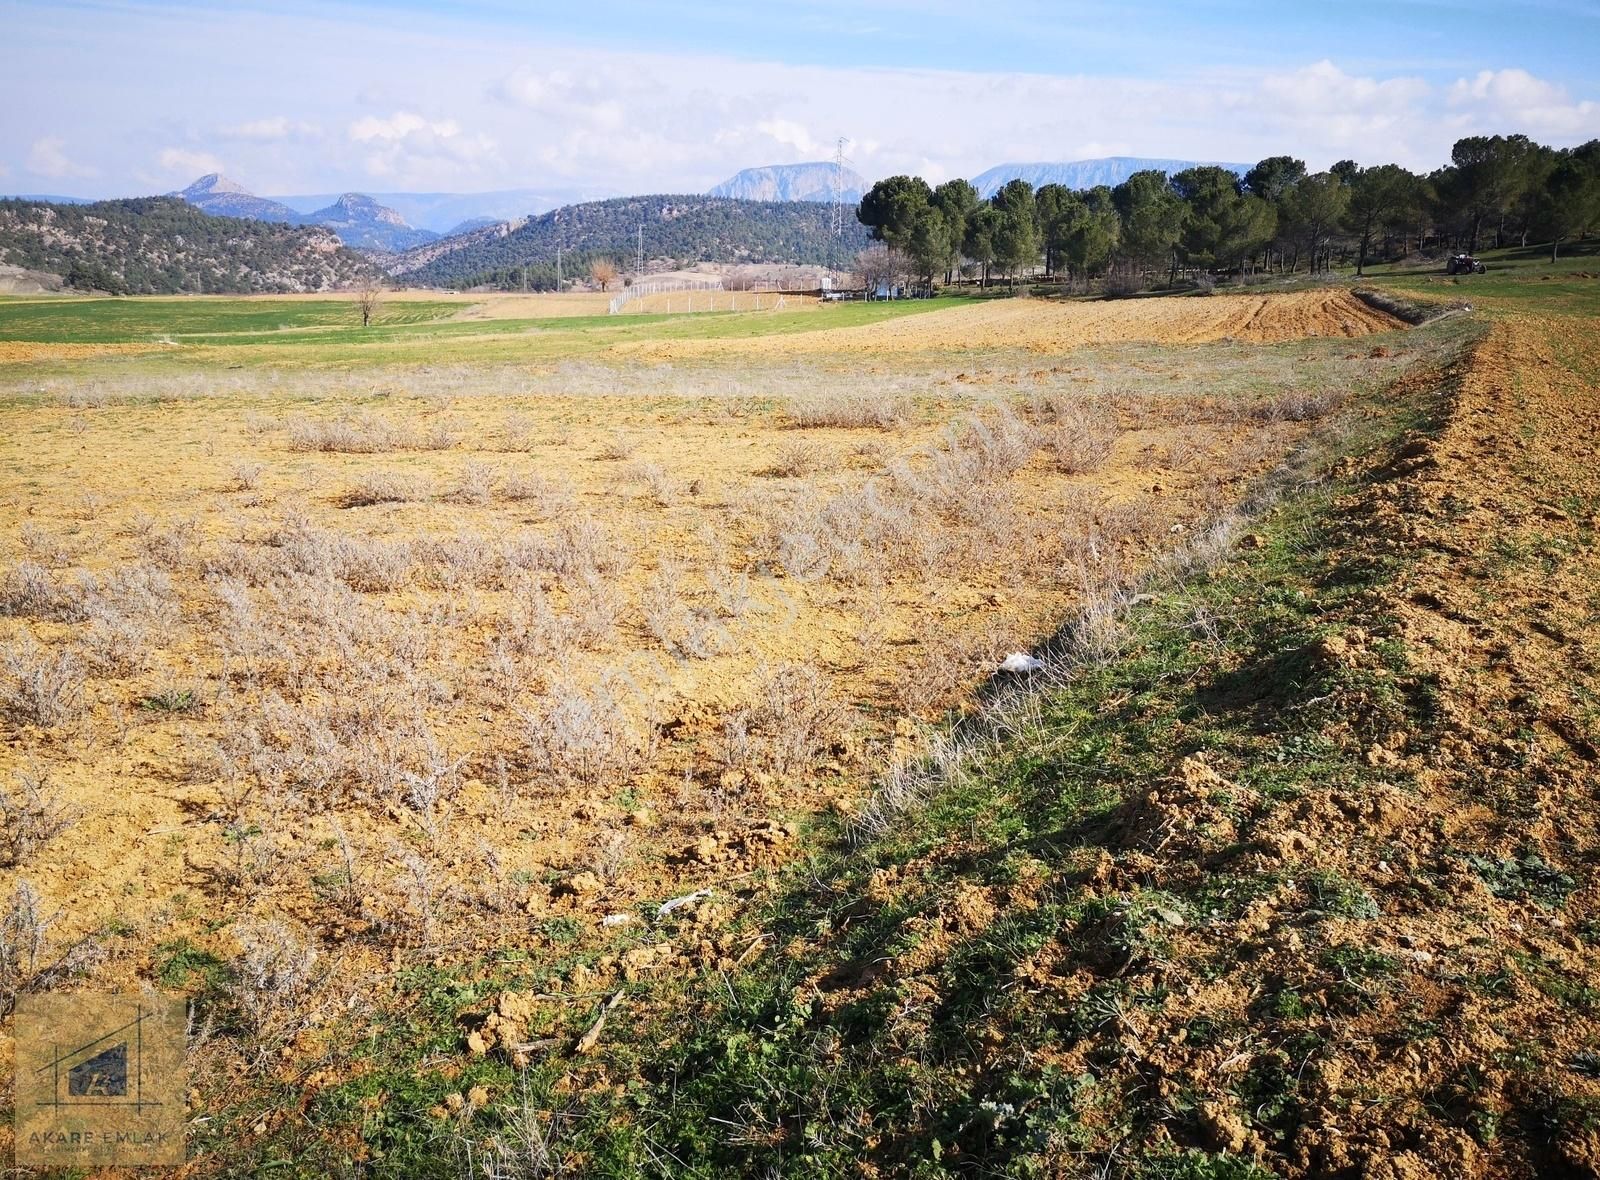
(657, 888), (713, 917)
(601, 913), (636, 928)
(998, 652), (1044, 674)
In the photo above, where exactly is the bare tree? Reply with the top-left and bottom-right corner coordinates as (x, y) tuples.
(588, 259), (619, 292)
(853, 245), (902, 294)
(355, 284), (384, 329)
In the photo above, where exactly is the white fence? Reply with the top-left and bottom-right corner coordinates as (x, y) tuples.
(607, 278), (722, 315)
(608, 277), (812, 315)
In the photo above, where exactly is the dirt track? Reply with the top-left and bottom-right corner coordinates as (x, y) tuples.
(621, 288), (1406, 360)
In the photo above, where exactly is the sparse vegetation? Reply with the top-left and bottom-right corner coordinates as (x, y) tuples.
(4, 251), (1592, 1179)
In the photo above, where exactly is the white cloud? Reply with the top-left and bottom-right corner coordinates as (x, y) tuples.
(349, 111), (461, 143)
(157, 147), (226, 176)
(1447, 68), (1600, 137)
(346, 110), (497, 185)
(26, 136), (97, 179)
(220, 116), (319, 141)
(755, 118), (819, 156)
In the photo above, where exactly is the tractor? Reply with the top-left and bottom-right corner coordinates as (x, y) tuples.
(1446, 253), (1487, 275)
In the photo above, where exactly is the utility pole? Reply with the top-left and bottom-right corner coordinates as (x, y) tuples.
(556, 246), (562, 291)
(636, 224), (644, 277)
(831, 136), (851, 279)
(831, 137), (848, 239)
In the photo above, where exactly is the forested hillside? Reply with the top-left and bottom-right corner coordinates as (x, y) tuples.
(392, 195), (871, 288)
(0, 197), (379, 294)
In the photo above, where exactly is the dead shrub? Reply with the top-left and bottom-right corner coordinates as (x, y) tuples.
(521, 680), (655, 788)
(231, 460), (265, 491)
(625, 461), (681, 507)
(1250, 389), (1343, 422)
(19, 524), (72, 567)
(81, 607), (149, 675)
(338, 538), (415, 593)
(0, 767), (78, 867)
(708, 564), (752, 618)
(287, 412), (404, 453)
(544, 514), (627, 577)
(229, 917), (322, 1051)
(339, 470), (428, 508)
(596, 431), (635, 461)
(787, 393), (905, 430)
(640, 568), (685, 649)
(498, 412), (536, 452)
(742, 662), (846, 775)
(285, 412), (455, 453)
(1043, 403), (1120, 474)
(452, 461), (496, 505)
(565, 572), (621, 649)
(0, 562), (84, 621)
(0, 881), (101, 1016)
(1, 638), (84, 728)
(401, 727), (466, 839)
(769, 441), (825, 477)
(500, 471), (574, 519)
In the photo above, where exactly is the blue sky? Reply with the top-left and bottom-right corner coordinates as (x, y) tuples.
(6, 0), (1599, 200)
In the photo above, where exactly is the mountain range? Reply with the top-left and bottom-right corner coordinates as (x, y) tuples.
(970, 157), (1251, 198)
(174, 175), (439, 253)
(709, 162), (865, 203)
(271, 189), (594, 234)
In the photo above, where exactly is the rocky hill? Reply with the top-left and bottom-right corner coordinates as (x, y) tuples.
(174, 174), (436, 254)
(0, 197), (378, 294)
(304, 193), (438, 253)
(709, 162), (865, 203)
(176, 173), (308, 224)
(390, 195), (869, 289)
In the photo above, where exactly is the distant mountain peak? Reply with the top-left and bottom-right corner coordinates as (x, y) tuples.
(307, 192), (431, 250)
(970, 157), (1250, 198)
(181, 173), (251, 197)
(709, 162), (865, 203)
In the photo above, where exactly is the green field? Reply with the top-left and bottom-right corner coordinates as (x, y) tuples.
(1361, 240), (1600, 316)
(0, 296), (461, 342)
(0, 293), (956, 372)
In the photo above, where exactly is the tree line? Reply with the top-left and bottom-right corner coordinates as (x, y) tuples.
(856, 134), (1600, 290)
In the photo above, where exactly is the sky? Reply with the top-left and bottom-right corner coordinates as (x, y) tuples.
(5, 0), (1600, 200)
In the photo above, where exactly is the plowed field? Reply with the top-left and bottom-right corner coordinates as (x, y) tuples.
(623, 288), (1405, 360)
